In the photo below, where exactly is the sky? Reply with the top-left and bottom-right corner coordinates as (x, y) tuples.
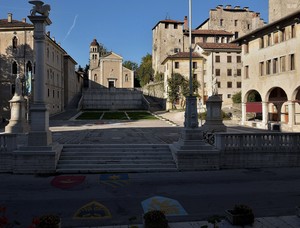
(0, 0), (269, 67)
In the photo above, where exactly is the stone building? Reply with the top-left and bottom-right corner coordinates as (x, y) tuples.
(269, 0), (300, 23)
(152, 5), (265, 110)
(88, 39), (134, 89)
(162, 52), (204, 109)
(234, 9), (300, 132)
(194, 43), (242, 106)
(0, 13), (81, 120)
(197, 5), (265, 39)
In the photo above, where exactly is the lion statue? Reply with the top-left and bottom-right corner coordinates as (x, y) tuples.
(29, 1), (51, 17)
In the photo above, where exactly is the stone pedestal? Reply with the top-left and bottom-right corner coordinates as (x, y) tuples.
(170, 95), (220, 171)
(5, 95), (29, 133)
(201, 95), (226, 132)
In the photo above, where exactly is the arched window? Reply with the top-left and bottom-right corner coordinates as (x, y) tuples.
(12, 36), (18, 49)
(47, 48), (49, 58)
(125, 74), (129, 82)
(94, 74), (97, 82)
(12, 61), (18, 74)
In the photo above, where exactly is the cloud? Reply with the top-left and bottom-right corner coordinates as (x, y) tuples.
(63, 14), (78, 42)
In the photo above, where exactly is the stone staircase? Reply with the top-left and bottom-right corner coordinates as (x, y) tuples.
(56, 144), (177, 173)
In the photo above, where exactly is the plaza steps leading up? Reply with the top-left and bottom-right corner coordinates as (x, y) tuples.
(56, 144), (177, 173)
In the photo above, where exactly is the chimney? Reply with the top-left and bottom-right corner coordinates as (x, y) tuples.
(243, 7), (249, 11)
(184, 16), (188, 31)
(47, 31), (50, 37)
(217, 5), (223, 9)
(8, 13), (12, 23)
(234, 6), (240, 9)
(226, 5), (232, 9)
(52, 37), (55, 42)
(22, 18), (26, 23)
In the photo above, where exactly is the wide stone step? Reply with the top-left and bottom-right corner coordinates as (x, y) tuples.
(60, 151), (172, 156)
(57, 163), (176, 169)
(62, 144), (169, 149)
(58, 159), (175, 165)
(56, 167), (177, 174)
(59, 155), (173, 160)
(62, 148), (171, 153)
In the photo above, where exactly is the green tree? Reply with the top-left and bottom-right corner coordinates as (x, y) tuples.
(232, 91), (241, 103)
(123, 60), (138, 71)
(137, 53), (153, 86)
(154, 72), (164, 82)
(247, 91), (261, 102)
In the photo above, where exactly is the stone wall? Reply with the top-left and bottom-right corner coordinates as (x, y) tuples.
(82, 88), (144, 110)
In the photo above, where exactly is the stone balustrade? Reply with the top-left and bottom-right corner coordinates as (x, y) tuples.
(0, 133), (17, 172)
(215, 132), (300, 169)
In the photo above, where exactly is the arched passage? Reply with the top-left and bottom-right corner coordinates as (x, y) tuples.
(267, 87), (287, 122)
(244, 90), (262, 121)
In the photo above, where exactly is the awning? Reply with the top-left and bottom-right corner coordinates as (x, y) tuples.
(246, 102), (262, 113)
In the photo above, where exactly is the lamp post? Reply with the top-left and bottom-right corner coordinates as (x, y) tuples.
(183, 0), (198, 130)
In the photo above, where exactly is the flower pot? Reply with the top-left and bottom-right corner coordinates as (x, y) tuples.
(225, 210), (254, 226)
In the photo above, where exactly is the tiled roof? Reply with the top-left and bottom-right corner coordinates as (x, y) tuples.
(152, 19), (184, 30)
(90, 38), (99, 46)
(169, 52), (202, 59)
(185, 29), (233, 35)
(196, 42), (241, 50)
(0, 19), (33, 28)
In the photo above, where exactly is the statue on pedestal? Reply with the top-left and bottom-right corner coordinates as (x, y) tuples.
(29, 1), (51, 16)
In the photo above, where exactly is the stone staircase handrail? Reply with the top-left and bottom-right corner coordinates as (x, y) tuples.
(215, 132), (300, 153)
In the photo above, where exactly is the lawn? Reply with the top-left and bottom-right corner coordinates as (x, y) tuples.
(102, 112), (128, 120)
(76, 112), (102, 120)
(127, 112), (157, 120)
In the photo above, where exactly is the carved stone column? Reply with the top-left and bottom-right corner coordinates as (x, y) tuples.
(27, 14), (52, 146)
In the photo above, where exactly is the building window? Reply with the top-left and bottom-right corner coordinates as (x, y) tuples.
(227, 94), (231, 98)
(174, 24), (178, 29)
(260, 37), (264, 48)
(165, 23), (169, 29)
(94, 74), (97, 81)
(266, 60), (271, 75)
(274, 32), (279, 44)
(227, 56), (232, 63)
(290, 54), (295, 70)
(227, 81), (232, 88)
(291, 24), (296, 38)
(245, 66), (249, 78)
(215, 69), (220, 76)
(237, 69), (241, 76)
(235, 32), (239, 39)
(192, 62), (197, 69)
(48, 89), (49, 97)
(47, 48), (49, 58)
(280, 56), (286, 72)
(220, 19), (223, 26)
(234, 20), (238, 26)
(12, 36), (18, 49)
(244, 43), (249, 54)
(174, 62), (179, 69)
(267, 34), (272, 46)
(215, 55), (220, 62)
(227, 69), (232, 76)
(259, 62), (264, 76)
(53, 90), (55, 98)
(125, 74), (129, 82)
(237, 82), (242, 88)
(281, 28), (286, 41)
(12, 61), (18, 74)
(237, 55), (241, 63)
(193, 74), (197, 80)
(217, 82), (221, 88)
(273, 58), (278, 74)
(247, 24), (251, 30)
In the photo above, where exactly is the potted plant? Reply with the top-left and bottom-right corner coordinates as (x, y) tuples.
(36, 214), (61, 228)
(225, 204), (254, 226)
(143, 210), (168, 228)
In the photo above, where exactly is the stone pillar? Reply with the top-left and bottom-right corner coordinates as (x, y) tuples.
(241, 102), (247, 125)
(288, 101), (295, 127)
(201, 95), (226, 132)
(262, 101), (269, 128)
(27, 14), (52, 146)
(12, 1), (63, 174)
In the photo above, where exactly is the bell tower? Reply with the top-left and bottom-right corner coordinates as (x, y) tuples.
(89, 38), (100, 69)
